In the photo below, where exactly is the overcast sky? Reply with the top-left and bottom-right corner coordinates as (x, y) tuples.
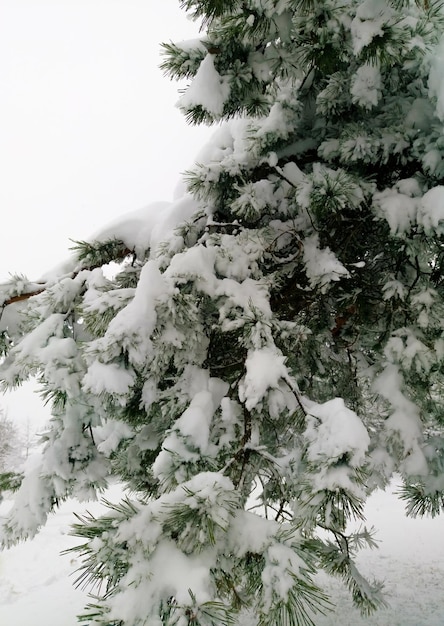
(0, 0), (211, 281)
(0, 0), (212, 428)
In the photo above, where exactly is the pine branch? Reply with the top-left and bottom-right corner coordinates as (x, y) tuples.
(0, 471), (23, 493)
(0, 238), (133, 308)
(2, 287), (46, 306)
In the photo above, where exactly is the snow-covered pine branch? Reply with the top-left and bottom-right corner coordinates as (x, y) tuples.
(3, 1), (444, 624)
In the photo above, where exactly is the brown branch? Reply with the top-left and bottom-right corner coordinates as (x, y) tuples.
(1, 246), (133, 309)
(2, 288), (46, 307)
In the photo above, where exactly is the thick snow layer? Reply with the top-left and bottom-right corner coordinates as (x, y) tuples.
(32, 195), (198, 287)
(351, 63), (382, 109)
(91, 195), (198, 258)
(174, 390), (218, 452)
(373, 187), (418, 235)
(90, 259), (167, 370)
(1, 480), (444, 626)
(303, 233), (350, 291)
(82, 360), (136, 398)
(305, 398), (370, 467)
(178, 54), (231, 118)
(351, 0), (394, 56)
(418, 186), (444, 233)
(239, 347), (288, 411)
(428, 34), (444, 121)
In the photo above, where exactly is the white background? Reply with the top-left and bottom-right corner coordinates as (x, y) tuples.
(0, 0), (211, 281)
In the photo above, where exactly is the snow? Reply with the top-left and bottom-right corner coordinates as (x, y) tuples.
(82, 360), (136, 398)
(261, 542), (305, 606)
(373, 364), (429, 476)
(351, 0), (394, 56)
(229, 511), (278, 557)
(192, 117), (258, 180)
(428, 34), (444, 122)
(108, 541), (214, 621)
(174, 390), (217, 452)
(231, 179), (276, 219)
(0, 455), (53, 544)
(178, 54), (231, 119)
(152, 377), (229, 482)
(351, 63), (382, 110)
(384, 328), (434, 373)
(417, 186), (444, 233)
(94, 419), (133, 456)
(281, 160), (305, 185)
(165, 244), (216, 287)
(303, 233), (350, 291)
(239, 347), (288, 411)
(372, 183), (444, 236)
(173, 38), (207, 53)
(404, 98), (434, 132)
(211, 232), (264, 282)
(373, 188), (418, 235)
(217, 277), (273, 327)
(91, 201), (170, 255)
(305, 398), (370, 467)
(25, 195), (200, 290)
(83, 259), (170, 380)
(1, 480), (444, 626)
(91, 195), (199, 259)
(316, 483), (444, 626)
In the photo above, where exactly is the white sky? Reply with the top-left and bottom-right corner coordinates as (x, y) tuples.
(0, 0), (212, 281)
(0, 0), (213, 428)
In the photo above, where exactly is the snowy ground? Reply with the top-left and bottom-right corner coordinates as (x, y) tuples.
(1, 480), (443, 626)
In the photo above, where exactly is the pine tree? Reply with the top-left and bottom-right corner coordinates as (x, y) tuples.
(0, 410), (23, 497)
(2, 0), (444, 623)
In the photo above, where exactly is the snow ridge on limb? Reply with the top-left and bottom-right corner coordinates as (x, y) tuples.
(0, 198), (198, 314)
(3, 0), (444, 625)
